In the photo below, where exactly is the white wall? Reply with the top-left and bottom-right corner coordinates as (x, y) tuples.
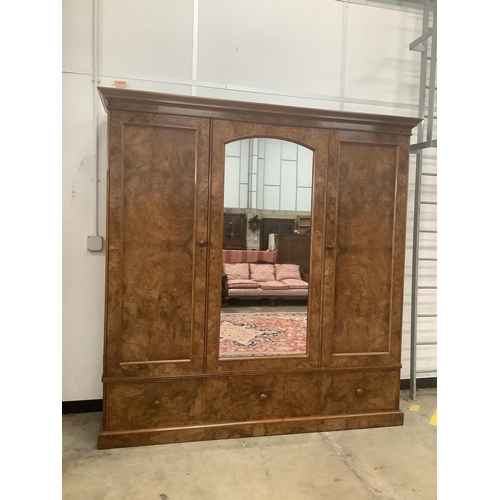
(62, 73), (106, 401)
(62, 0), (436, 401)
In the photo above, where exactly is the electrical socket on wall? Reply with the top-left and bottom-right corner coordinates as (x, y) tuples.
(87, 236), (103, 252)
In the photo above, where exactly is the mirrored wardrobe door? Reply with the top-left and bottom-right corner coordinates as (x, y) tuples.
(220, 138), (312, 359)
(206, 120), (329, 373)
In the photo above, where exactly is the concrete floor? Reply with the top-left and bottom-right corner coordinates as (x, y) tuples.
(62, 389), (436, 500)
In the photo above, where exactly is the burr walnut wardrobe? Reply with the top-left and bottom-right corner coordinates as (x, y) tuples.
(97, 86), (420, 449)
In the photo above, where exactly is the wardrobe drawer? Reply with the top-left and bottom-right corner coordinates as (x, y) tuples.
(318, 370), (400, 416)
(204, 373), (317, 423)
(105, 379), (203, 431)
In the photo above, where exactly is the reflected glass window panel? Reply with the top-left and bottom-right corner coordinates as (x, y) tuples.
(225, 140), (241, 157)
(297, 187), (312, 212)
(263, 139), (281, 185)
(297, 147), (313, 187)
(281, 140), (298, 161)
(263, 186), (280, 210)
(220, 139), (313, 358)
(224, 156), (240, 208)
(280, 160), (297, 211)
(239, 184), (248, 209)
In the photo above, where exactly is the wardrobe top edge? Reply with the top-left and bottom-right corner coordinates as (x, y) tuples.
(97, 86), (422, 131)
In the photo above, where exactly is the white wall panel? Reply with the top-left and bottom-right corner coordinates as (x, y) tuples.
(418, 233), (437, 260)
(62, 73), (106, 401)
(62, 0), (93, 71)
(401, 150), (437, 379)
(343, 102), (417, 117)
(344, 3), (421, 106)
(98, 75), (192, 95)
(99, 0), (193, 80)
(198, 0), (343, 96)
(196, 86), (341, 110)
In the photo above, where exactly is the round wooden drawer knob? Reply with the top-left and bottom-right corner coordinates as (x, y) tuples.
(260, 393), (268, 401)
(356, 388), (363, 395)
(153, 400), (161, 408)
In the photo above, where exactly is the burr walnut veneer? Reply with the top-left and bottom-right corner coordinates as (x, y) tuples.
(97, 87), (420, 449)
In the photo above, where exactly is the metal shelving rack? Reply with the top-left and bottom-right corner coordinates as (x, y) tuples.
(408, 0), (437, 401)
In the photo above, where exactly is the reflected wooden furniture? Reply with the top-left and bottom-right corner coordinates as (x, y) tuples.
(97, 87), (420, 450)
(223, 213), (247, 250)
(276, 233), (311, 273)
(297, 215), (311, 234)
(260, 218), (295, 250)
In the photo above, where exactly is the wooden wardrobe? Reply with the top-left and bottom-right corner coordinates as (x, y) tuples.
(97, 87), (420, 449)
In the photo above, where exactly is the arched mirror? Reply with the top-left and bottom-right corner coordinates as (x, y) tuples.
(219, 138), (313, 358)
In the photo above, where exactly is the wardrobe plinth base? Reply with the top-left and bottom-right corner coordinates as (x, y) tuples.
(97, 411), (404, 450)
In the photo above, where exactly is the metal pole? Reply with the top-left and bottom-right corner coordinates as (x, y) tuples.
(409, 0), (430, 402)
(410, 150), (423, 401)
(92, 0), (100, 237)
(426, 1), (437, 145)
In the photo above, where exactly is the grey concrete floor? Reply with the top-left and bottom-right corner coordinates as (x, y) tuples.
(62, 389), (436, 500)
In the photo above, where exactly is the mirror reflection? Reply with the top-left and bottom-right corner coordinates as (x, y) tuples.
(220, 138), (313, 358)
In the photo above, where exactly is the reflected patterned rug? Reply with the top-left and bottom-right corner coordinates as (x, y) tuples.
(219, 312), (307, 358)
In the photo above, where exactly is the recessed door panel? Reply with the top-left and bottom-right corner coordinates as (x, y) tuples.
(104, 112), (210, 377)
(322, 132), (410, 368)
